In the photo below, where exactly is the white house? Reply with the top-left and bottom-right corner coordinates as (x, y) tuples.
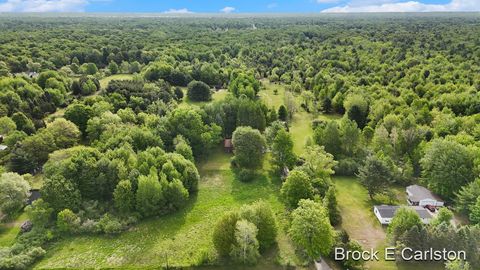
(406, 185), (444, 207)
(374, 205), (432, 225)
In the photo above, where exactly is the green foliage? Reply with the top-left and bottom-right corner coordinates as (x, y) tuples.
(431, 207), (454, 227)
(421, 139), (475, 200)
(271, 128), (296, 172)
(281, 169), (314, 208)
(0, 172), (30, 219)
(213, 211), (240, 257)
(232, 126), (266, 170)
(187, 80), (211, 101)
(57, 209), (80, 233)
(469, 197), (480, 224)
(64, 103), (94, 135)
(11, 112), (35, 135)
(387, 206), (422, 243)
(135, 168), (164, 217)
(456, 178), (480, 216)
(238, 201), (277, 251)
(213, 201), (277, 261)
(289, 199), (334, 260)
(357, 154), (392, 200)
(230, 220), (260, 265)
(113, 180), (135, 214)
(42, 175), (81, 213)
(174, 135), (194, 162)
(278, 105), (288, 121)
(25, 199), (53, 229)
(0, 116), (16, 135)
(323, 187), (341, 226)
(228, 73), (260, 99)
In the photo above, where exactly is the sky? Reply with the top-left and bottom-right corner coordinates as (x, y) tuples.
(0, 0), (479, 13)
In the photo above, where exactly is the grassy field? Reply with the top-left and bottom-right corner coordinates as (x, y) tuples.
(34, 147), (305, 269)
(99, 74), (134, 89)
(178, 89), (229, 109)
(0, 212), (28, 247)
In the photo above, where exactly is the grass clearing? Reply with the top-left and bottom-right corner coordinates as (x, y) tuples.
(179, 89), (228, 109)
(35, 147), (304, 269)
(99, 74), (134, 89)
(0, 212), (28, 247)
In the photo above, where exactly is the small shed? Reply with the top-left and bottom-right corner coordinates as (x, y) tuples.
(224, 139), (233, 153)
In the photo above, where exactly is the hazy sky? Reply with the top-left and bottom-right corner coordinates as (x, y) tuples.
(0, 0), (479, 13)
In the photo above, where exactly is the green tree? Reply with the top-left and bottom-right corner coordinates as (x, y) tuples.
(25, 199), (53, 228)
(445, 260), (471, 270)
(281, 169), (314, 208)
(0, 116), (16, 135)
(323, 187), (341, 226)
(289, 199), (334, 260)
(174, 135), (194, 162)
(421, 139), (475, 200)
(230, 220), (260, 265)
(213, 211), (241, 256)
(46, 118), (81, 149)
(64, 103), (93, 135)
(56, 209), (80, 233)
(278, 105), (288, 121)
(239, 201), (277, 251)
(11, 112), (35, 135)
(271, 128), (296, 172)
(232, 126), (266, 170)
(387, 206), (423, 243)
(42, 175), (81, 213)
(82, 63), (98, 75)
(314, 121), (341, 158)
(0, 173), (30, 219)
(456, 178), (480, 216)
(163, 179), (189, 212)
(187, 80), (211, 101)
(431, 207), (454, 227)
(135, 168), (164, 217)
(108, 61), (119, 75)
(357, 155), (392, 200)
(113, 180), (135, 214)
(469, 197), (480, 224)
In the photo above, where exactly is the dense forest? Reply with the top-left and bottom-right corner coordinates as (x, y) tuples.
(0, 14), (479, 270)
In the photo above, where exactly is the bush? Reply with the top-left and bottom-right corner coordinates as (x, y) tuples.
(56, 209), (80, 233)
(334, 158), (360, 176)
(98, 214), (123, 235)
(236, 168), (257, 182)
(187, 80), (211, 101)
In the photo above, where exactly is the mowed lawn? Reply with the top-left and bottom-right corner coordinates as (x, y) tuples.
(34, 148), (303, 269)
(99, 74), (135, 89)
(334, 177), (443, 270)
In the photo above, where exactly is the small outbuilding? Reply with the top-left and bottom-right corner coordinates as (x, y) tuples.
(374, 205), (432, 225)
(224, 139), (233, 153)
(406, 185), (444, 207)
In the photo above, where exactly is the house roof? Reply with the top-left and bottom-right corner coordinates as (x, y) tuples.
(407, 185), (443, 203)
(0, 145), (7, 151)
(374, 205), (431, 219)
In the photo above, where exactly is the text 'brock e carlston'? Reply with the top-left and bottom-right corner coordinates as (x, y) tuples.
(334, 247), (466, 262)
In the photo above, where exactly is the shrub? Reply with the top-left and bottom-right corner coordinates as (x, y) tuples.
(187, 80), (211, 101)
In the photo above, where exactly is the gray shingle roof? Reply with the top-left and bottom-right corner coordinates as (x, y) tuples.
(407, 185), (443, 203)
(374, 205), (431, 219)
